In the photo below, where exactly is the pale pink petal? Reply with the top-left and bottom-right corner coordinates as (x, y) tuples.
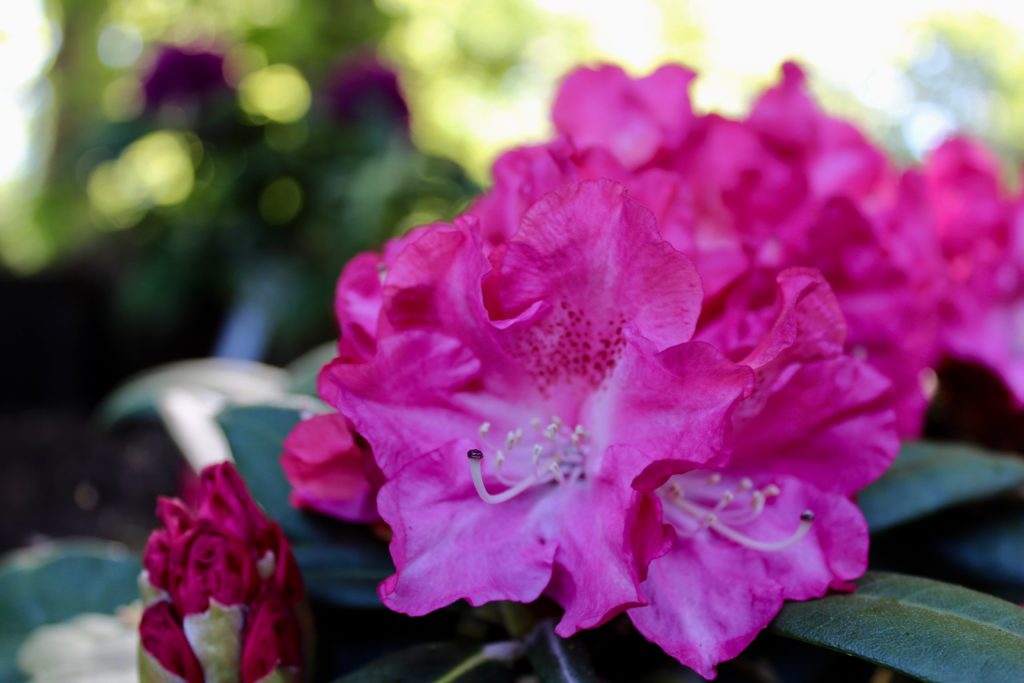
(629, 477), (867, 679)
(377, 440), (559, 615)
(592, 341), (753, 484)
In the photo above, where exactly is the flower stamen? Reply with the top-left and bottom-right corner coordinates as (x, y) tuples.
(661, 473), (814, 552)
(466, 417), (590, 504)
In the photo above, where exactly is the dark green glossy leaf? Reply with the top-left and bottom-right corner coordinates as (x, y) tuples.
(859, 441), (1024, 532)
(934, 509), (1024, 588)
(525, 620), (598, 683)
(771, 572), (1024, 683)
(0, 541), (140, 683)
(333, 642), (521, 683)
(286, 341), (338, 396)
(216, 404), (321, 542)
(218, 404), (394, 609)
(292, 543), (392, 609)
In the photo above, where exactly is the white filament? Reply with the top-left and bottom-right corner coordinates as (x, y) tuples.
(467, 417), (589, 504)
(663, 474), (814, 552)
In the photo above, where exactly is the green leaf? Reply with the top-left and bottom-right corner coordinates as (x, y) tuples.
(218, 404), (394, 608)
(771, 572), (1024, 683)
(858, 441), (1024, 532)
(292, 543), (392, 609)
(216, 404), (320, 542)
(0, 540), (140, 683)
(934, 509), (1024, 588)
(286, 341), (338, 396)
(525, 620), (598, 683)
(332, 642), (521, 683)
(99, 358), (289, 425)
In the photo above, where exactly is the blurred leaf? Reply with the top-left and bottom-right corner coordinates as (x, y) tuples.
(771, 572), (1024, 683)
(292, 543), (392, 610)
(0, 540), (140, 683)
(859, 441), (1024, 532)
(286, 341), (338, 396)
(99, 358), (288, 425)
(332, 642), (522, 683)
(934, 509), (1024, 588)
(217, 404), (392, 610)
(216, 404), (320, 542)
(525, 620), (598, 683)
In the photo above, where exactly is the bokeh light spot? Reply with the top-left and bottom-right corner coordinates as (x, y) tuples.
(238, 64), (311, 123)
(87, 130), (196, 225)
(258, 176), (303, 224)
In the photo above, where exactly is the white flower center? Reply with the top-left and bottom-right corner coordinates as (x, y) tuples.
(659, 471), (814, 552)
(467, 417), (590, 504)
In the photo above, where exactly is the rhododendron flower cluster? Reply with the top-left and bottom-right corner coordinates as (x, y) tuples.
(139, 463), (305, 683)
(310, 176), (898, 676)
(282, 60), (1024, 678)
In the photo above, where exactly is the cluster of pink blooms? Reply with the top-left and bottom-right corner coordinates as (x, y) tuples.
(139, 463), (305, 683)
(281, 62), (1024, 677)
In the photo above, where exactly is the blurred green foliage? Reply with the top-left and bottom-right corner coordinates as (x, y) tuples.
(23, 0), (475, 359)
(7, 0), (1024, 361)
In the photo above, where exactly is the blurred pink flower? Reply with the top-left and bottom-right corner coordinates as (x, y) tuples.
(141, 45), (230, 111)
(323, 53), (409, 128)
(320, 179), (753, 636)
(553, 64), (696, 169)
(925, 137), (1024, 403)
(139, 463), (304, 683)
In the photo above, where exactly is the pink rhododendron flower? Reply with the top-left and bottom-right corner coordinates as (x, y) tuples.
(320, 179), (754, 636)
(139, 462), (305, 683)
(924, 137), (1024, 403)
(629, 268), (898, 678)
(282, 411), (382, 523)
(477, 61), (938, 435)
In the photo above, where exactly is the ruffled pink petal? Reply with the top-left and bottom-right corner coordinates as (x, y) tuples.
(492, 179), (703, 353)
(334, 224), (443, 362)
(732, 357), (897, 495)
(686, 116), (810, 236)
(592, 341), (753, 485)
(376, 440), (558, 615)
(547, 445), (667, 636)
(470, 140), (584, 246)
(749, 62), (887, 199)
(281, 413), (379, 523)
(700, 267), (846, 370)
(335, 251), (387, 363)
(811, 119), (888, 199)
(801, 197), (941, 436)
(629, 476), (867, 679)
(553, 64), (695, 169)
(748, 62), (817, 150)
(319, 331), (484, 477)
(627, 169), (749, 299)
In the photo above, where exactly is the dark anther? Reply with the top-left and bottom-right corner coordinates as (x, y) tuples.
(800, 510), (815, 522)
(467, 449), (484, 460)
